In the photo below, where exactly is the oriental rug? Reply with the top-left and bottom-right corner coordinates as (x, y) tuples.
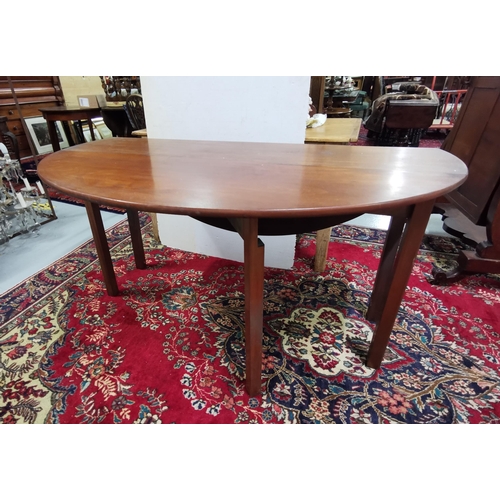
(1, 215), (499, 424)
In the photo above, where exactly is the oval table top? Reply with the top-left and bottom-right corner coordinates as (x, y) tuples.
(38, 138), (468, 219)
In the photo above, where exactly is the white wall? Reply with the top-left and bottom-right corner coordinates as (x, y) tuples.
(140, 76), (310, 268)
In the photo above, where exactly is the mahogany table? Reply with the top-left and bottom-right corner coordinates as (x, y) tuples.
(37, 138), (468, 396)
(39, 106), (102, 152)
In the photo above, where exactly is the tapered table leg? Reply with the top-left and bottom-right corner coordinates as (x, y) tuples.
(85, 201), (119, 296)
(366, 199), (435, 369)
(314, 227), (332, 272)
(239, 218), (265, 396)
(366, 210), (408, 323)
(126, 209), (147, 269)
(46, 119), (61, 152)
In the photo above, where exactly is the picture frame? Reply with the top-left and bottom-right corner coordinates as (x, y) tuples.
(24, 116), (70, 155)
(93, 118), (113, 140)
(82, 122), (103, 142)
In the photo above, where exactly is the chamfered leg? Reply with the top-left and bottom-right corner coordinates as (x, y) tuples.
(366, 210), (408, 323)
(366, 199), (435, 369)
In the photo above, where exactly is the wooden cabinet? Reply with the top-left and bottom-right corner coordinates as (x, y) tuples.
(433, 76), (500, 282)
(0, 77), (64, 159)
(309, 76), (325, 115)
(443, 77), (500, 225)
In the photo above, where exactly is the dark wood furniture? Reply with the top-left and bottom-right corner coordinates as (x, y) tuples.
(432, 76), (500, 282)
(38, 138), (467, 396)
(100, 106), (134, 137)
(39, 106), (102, 152)
(378, 99), (439, 146)
(309, 77), (325, 117)
(0, 77), (64, 159)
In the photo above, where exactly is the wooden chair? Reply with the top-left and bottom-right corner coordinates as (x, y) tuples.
(101, 106), (134, 137)
(124, 94), (146, 131)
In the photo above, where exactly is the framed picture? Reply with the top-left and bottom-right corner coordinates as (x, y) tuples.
(25, 116), (70, 154)
(81, 123), (103, 142)
(93, 118), (113, 140)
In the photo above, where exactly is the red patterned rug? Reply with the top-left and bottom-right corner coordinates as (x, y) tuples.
(1, 215), (499, 424)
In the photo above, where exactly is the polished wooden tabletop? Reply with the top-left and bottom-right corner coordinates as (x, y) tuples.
(38, 138), (468, 218)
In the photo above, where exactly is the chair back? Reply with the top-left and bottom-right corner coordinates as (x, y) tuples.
(125, 94), (146, 130)
(384, 99), (438, 130)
